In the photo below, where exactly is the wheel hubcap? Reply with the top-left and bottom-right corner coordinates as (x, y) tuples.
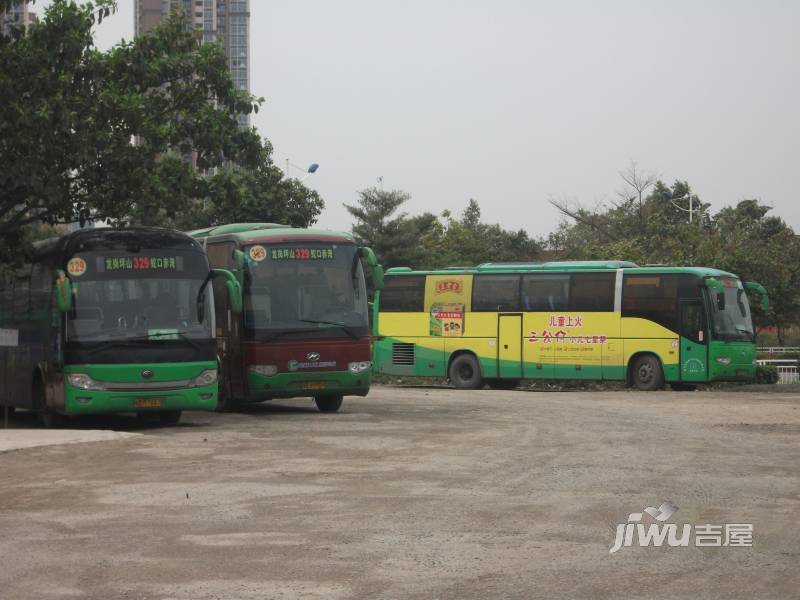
(639, 363), (653, 382)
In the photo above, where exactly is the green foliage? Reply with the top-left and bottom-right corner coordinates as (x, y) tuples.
(0, 0), (322, 261)
(345, 189), (542, 270)
(755, 365), (779, 385)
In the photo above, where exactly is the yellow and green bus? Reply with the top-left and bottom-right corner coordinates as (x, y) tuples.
(372, 261), (769, 390)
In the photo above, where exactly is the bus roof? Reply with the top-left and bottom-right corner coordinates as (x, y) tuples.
(384, 261), (738, 278)
(34, 226), (204, 259)
(189, 223), (356, 245)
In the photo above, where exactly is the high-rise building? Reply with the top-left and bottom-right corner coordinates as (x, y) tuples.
(1, 1), (36, 35)
(134, 0), (251, 127)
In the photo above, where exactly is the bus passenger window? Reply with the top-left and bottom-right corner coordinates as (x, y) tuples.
(379, 276), (426, 312)
(569, 273), (615, 312)
(472, 275), (520, 312)
(622, 274), (679, 331)
(521, 274), (569, 311)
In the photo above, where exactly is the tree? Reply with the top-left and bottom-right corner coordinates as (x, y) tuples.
(440, 199), (541, 267)
(346, 189), (541, 270)
(344, 187), (432, 268)
(701, 201), (800, 344)
(0, 1), (321, 260)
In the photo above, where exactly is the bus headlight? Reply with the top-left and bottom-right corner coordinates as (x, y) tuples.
(67, 373), (106, 391)
(348, 361), (372, 374)
(190, 369), (218, 387)
(715, 357), (732, 366)
(248, 365), (278, 377)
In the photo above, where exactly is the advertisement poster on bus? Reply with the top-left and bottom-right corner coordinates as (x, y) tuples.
(430, 303), (465, 337)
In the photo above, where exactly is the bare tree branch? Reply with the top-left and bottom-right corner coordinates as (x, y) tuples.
(548, 198), (620, 242)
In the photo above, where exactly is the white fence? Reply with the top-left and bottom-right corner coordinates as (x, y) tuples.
(758, 347), (800, 354)
(776, 366), (800, 385)
(756, 358), (799, 385)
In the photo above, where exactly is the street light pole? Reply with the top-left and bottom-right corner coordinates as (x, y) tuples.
(284, 159), (319, 182)
(665, 192), (699, 224)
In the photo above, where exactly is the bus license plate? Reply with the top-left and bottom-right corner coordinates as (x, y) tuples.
(303, 381), (326, 390)
(134, 398), (162, 409)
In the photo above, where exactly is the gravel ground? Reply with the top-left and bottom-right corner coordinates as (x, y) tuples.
(0, 385), (798, 599)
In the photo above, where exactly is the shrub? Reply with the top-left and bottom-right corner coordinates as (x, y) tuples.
(755, 365), (779, 384)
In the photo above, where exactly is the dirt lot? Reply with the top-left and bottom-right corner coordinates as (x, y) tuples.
(1, 386), (799, 600)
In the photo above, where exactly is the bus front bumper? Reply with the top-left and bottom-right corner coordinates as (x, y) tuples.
(246, 370), (371, 401)
(708, 341), (757, 382)
(64, 384), (218, 415)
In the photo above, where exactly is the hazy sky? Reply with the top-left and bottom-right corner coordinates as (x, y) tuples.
(41, 0), (800, 237)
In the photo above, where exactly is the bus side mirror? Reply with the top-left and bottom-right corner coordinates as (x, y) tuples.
(55, 270), (72, 312)
(745, 281), (769, 311)
(359, 247), (384, 290)
(213, 268), (242, 314)
(233, 250), (245, 272)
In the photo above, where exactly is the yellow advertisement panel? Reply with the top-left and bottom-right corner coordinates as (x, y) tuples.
(425, 275), (472, 337)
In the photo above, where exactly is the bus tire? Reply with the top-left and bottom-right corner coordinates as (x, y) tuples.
(486, 379), (520, 390)
(315, 396), (343, 413)
(449, 354), (483, 390)
(631, 355), (665, 391)
(159, 410), (182, 426)
(34, 378), (63, 428)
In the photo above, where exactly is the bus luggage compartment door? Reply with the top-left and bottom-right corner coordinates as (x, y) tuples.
(498, 314), (523, 378)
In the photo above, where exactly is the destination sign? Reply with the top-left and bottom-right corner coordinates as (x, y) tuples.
(268, 247), (335, 261)
(98, 256), (184, 272)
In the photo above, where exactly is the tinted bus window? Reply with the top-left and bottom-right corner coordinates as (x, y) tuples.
(380, 275), (426, 312)
(569, 272), (615, 312)
(13, 269), (30, 321)
(207, 242), (236, 269)
(622, 274), (679, 331)
(472, 275), (520, 312)
(521, 274), (569, 311)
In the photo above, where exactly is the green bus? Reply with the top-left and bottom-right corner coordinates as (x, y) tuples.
(0, 227), (241, 426)
(373, 261), (768, 390)
(189, 223), (384, 412)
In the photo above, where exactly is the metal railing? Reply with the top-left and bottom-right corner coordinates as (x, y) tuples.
(758, 347), (800, 354)
(756, 358), (799, 385)
(776, 366), (800, 385)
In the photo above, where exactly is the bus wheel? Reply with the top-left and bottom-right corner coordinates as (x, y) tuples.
(486, 379), (520, 390)
(315, 396), (343, 413)
(631, 355), (664, 391)
(33, 378), (63, 428)
(670, 383), (698, 391)
(159, 410), (182, 426)
(449, 354), (483, 390)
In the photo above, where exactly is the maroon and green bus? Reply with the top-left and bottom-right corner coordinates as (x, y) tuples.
(190, 223), (383, 413)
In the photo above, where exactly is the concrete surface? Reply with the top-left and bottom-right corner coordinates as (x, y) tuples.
(0, 429), (140, 453)
(0, 386), (798, 599)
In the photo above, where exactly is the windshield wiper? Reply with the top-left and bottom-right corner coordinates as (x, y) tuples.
(298, 319), (360, 339)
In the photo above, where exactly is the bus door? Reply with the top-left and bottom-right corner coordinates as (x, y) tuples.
(208, 242), (245, 398)
(498, 314), (522, 378)
(679, 299), (708, 381)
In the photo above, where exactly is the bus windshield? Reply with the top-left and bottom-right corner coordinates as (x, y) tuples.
(65, 251), (213, 342)
(243, 243), (369, 340)
(709, 278), (754, 342)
